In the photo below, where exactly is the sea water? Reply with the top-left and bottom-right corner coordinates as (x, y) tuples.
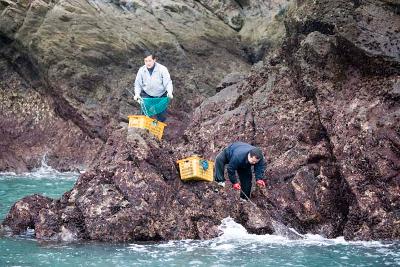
(0, 168), (399, 267)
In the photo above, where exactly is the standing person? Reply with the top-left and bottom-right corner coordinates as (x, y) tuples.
(214, 142), (266, 199)
(133, 51), (173, 122)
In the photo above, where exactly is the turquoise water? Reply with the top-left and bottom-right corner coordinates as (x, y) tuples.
(1, 169), (399, 267)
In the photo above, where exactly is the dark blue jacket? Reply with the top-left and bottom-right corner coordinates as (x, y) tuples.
(225, 142), (266, 184)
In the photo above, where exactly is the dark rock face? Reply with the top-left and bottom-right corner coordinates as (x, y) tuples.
(3, 129), (273, 241)
(284, 0), (400, 240)
(1, 0), (270, 172)
(194, 0), (291, 61)
(0, 0), (290, 172)
(313, 68), (400, 240)
(285, 0), (400, 73)
(0, 58), (103, 172)
(2, 194), (53, 235)
(2, 0), (400, 242)
(175, 0), (400, 240)
(178, 64), (348, 238)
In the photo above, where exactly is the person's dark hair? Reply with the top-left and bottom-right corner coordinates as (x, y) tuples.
(144, 50), (157, 60)
(249, 147), (263, 160)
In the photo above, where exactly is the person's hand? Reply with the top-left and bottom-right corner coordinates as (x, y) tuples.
(167, 92), (173, 99)
(256, 180), (266, 188)
(134, 94), (142, 103)
(232, 183), (241, 191)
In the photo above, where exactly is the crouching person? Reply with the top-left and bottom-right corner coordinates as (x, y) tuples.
(214, 142), (267, 199)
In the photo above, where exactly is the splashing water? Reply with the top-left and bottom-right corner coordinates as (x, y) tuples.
(0, 173), (399, 267)
(0, 154), (81, 181)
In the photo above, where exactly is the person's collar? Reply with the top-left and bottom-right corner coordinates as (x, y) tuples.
(153, 62), (159, 71)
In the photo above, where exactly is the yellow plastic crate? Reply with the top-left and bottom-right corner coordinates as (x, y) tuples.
(176, 156), (214, 182)
(128, 115), (166, 140)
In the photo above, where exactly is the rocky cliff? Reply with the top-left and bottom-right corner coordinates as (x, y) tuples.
(179, 0), (400, 240)
(1, 0), (289, 171)
(1, 0), (400, 241)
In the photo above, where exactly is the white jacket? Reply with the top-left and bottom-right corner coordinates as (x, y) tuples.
(134, 62), (173, 97)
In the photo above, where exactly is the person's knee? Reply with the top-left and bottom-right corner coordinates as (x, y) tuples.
(214, 165), (225, 182)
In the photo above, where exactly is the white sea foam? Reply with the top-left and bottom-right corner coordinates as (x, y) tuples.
(0, 155), (79, 181)
(127, 217), (397, 257)
(127, 243), (149, 252)
(189, 260), (204, 265)
(215, 217), (392, 248)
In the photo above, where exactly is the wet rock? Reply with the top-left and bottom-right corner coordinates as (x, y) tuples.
(314, 70), (400, 240)
(238, 200), (274, 235)
(281, 0), (400, 240)
(3, 129), (273, 241)
(2, 194), (53, 235)
(175, 0), (400, 241)
(195, 218), (220, 240)
(286, 4), (400, 238)
(35, 203), (63, 240)
(0, 58), (104, 172)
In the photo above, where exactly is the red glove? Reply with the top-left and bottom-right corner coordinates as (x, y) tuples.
(232, 183), (241, 191)
(256, 180), (266, 187)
